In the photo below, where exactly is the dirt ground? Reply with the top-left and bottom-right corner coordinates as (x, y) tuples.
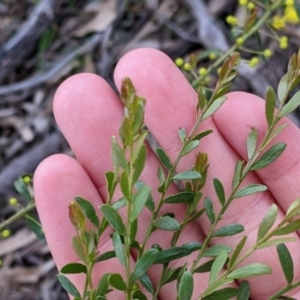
(0, 0), (299, 299)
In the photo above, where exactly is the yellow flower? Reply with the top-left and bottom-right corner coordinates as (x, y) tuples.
(271, 15), (286, 29)
(263, 49), (273, 58)
(284, 6), (299, 24)
(198, 68), (207, 76)
(175, 58), (184, 67)
(247, 2), (255, 10)
(1, 229), (10, 238)
(9, 197), (18, 206)
(183, 63), (192, 71)
(249, 57), (259, 67)
(226, 15), (238, 26)
(239, 0), (248, 5)
(236, 37), (245, 46)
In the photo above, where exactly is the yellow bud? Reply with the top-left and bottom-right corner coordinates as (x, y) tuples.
(263, 49), (272, 58)
(226, 15), (238, 26)
(1, 229), (10, 238)
(198, 67), (207, 76)
(175, 58), (184, 67)
(209, 53), (217, 60)
(9, 197), (18, 206)
(247, 2), (255, 10)
(271, 15), (286, 29)
(249, 57), (259, 67)
(68, 201), (85, 229)
(236, 37), (244, 46)
(23, 176), (31, 184)
(239, 0), (248, 5)
(183, 63), (192, 71)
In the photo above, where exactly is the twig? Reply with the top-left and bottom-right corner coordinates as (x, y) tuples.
(0, 33), (103, 100)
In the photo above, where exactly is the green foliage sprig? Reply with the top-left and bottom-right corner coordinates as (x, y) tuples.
(57, 50), (300, 300)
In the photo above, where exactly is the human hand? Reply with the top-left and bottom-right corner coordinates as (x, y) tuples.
(34, 48), (300, 299)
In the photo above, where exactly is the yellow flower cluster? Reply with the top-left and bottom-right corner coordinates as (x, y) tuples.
(271, 1), (299, 29)
(1, 229), (10, 238)
(279, 36), (289, 49)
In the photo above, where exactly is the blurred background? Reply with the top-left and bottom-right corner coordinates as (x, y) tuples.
(0, 0), (299, 299)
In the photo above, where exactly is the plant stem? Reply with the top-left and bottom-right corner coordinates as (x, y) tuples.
(269, 280), (300, 299)
(0, 202), (36, 231)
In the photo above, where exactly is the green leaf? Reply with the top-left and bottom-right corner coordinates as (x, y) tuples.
(268, 124), (287, 141)
(246, 128), (257, 160)
(112, 232), (126, 266)
(229, 236), (247, 269)
(276, 244), (294, 284)
(279, 90), (300, 117)
(112, 197), (127, 210)
(162, 266), (184, 284)
(250, 143), (286, 171)
(95, 250), (116, 262)
(237, 281), (250, 300)
(139, 273), (154, 293)
(277, 73), (289, 102)
(187, 208), (205, 224)
(265, 87), (276, 127)
(192, 130), (213, 142)
(164, 191), (195, 204)
(57, 274), (81, 298)
(188, 191), (203, 213)
(133, 144), (147, 183)
(181, 140), (199, 156)
(105, 171), (115, 198)
(120, 172), (130, 199)
(156, 147), (172, 170)
(178, 271), (193, 300)
(173, 171), (201, 180)
(14, 176), (31, 202)
(130, 218), (138, 246)
(25, 214), (44, 240)
(111, 136), (128, 172)
(286, 198), (300, 218)
(154, 247), (191, 264)
(273, 219), (300, 236)
(132, 131), (148, 163)
(212, 224), (244, 237)
(257, 204), (278, 240)
(202, 96), (227, 120)
(132, 101), (145, 134)
(153, 216), (180, 231)
(60, 263), (87, 274)
(97, 273), (110, 295)
(194, 259), (216, 273)
(75, 197), (99, 227)
(135, 180), (155, 212)
(204, 197), (215, 224)
(257, 237), (296, 249)
(227, 263), (272, 279)
(179, 128), (187, 143)
(109, 273), (127, 291)
(182, 242), (203, 252)
(203, 245), (232, 257)
(133, 290), (148, 300)
(213, 178), (225, 206)
(130, 185), (151, 222)
(100, 205), (126, 235)
(72, 236), (86, 264)
(232, 160), (244, 189)
(235, 184), (267, 198)
(198, 86), (207, 110)
(202, 288), (238, 300)
(131, 249), (159, 281)
(209, 250), (227, 285)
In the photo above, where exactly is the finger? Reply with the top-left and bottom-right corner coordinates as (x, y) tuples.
(213, 91), (300, 212)
(114, 48), (300, 298)
(34, 154), (126, 299)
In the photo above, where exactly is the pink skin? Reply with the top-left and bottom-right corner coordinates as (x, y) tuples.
(34, 48), (300, 299)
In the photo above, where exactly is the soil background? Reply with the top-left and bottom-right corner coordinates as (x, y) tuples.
(0, 0), (299, 299)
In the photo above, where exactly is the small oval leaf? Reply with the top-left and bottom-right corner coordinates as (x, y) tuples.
(235, 184), (267, 198)
(60, 263), (87, 274)
(213, 178), (225, 206)
(178, 271), (193, 300)
(153, 216), (180, 231)
(156, 147), (172, 170)
(75, 197), (99, 227)
(227, 263), (272, 279)
(209, 250), (228, 285)
(212, 224), (244, 237)
(57, 274), (81, 298)
(100, 204), (126, 235)
(257, 204), (278, 241)
(173, 171), (201, 180)
(276, 243), (294, 284)
(164, 191), (195, 204)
